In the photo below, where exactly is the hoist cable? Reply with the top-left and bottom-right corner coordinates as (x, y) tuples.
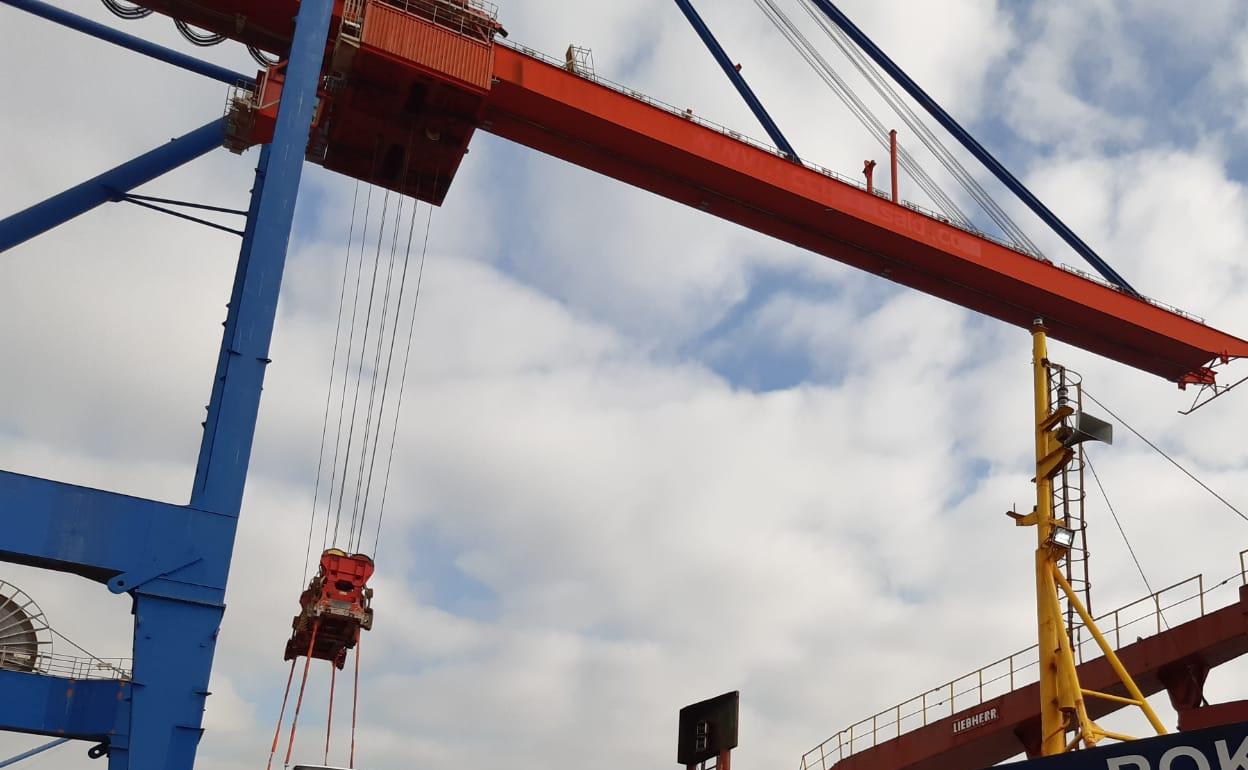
(752, 0), (971, 227)
(347, 192), (405, 550)
(372, 179), (437, 559)
(364, 200), (429, 551)
(1083, 390), (1248, 525)
(333, 188), (394, 546)
(322, 141), (382, 551)
(304, 179), (362, 586)
(351, 137), (422, 551)
(326, 178), (380, 548)
(356, 195), (422, 551)
(1084, 449), (1168, 629)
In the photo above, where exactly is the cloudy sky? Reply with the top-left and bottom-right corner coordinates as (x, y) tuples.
(4, 1), (1248, 769)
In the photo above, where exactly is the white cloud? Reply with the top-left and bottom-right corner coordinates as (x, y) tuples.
(4, 3), (1248, 770)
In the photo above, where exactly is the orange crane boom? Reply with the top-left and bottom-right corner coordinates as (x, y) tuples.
(483, 44), (1248, 384)
(148, 0), (1248, 384)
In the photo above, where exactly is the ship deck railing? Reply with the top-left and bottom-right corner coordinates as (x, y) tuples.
(799, 548), (1248, 770)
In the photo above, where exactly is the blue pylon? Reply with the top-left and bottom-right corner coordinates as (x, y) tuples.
(0, 0), (333, 767)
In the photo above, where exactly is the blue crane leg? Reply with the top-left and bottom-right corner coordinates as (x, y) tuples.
(0, 0), (327, 765)
(804, 0), (1137, 294)
(672, 0), (800, 162)
(120, 1), (333, 768)
(0, 118), (226, 253)
(0, 0), (252, 86)
(190, 1), (331, 515)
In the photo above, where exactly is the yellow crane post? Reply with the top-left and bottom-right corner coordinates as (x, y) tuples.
(1014, 321), (1167, 754)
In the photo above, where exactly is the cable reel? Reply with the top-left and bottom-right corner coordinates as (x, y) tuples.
(0, 580), (52, 675)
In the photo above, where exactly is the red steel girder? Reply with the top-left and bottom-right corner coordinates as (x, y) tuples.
(482, 45), (1248, 384)
(134, 0), (1248, 383)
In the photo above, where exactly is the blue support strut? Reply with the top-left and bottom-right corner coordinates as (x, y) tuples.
(805, 0), (1137, 294)
(0, 670), (127, 743)
(672, 0), (800, 162)
(0, 118), (226, 253)
(0, 737), (70, 768)
(0, 0), (252, 87)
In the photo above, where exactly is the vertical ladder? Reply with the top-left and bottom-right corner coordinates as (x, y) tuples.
(1049, 366), (1093, 661)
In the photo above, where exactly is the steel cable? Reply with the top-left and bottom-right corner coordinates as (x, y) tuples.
(801, 4), (1025, 242)
(371, 174), (437, 560)
(327, 179), (381, 547)
(356, 160), (422, 552)
(323, 143), (383, 550)
(302, 180), (362, 586)
(773, 0), (988, 230)
(1082, 390), (1248, 524)
(1083, 449), (1168, 629)
(753, 0), (971, 227)
(754, 0), (965, 220)
(795, 0), (1044, 255)
(332, 188), (393, 545)
(347, 191), (405, 550)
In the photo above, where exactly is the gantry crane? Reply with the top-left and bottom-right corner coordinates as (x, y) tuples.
(69, 0), (1248, 387)
(2, 1), (1247, 769)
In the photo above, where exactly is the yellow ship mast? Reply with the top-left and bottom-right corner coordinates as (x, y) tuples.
(1021, 321), (1167, 754)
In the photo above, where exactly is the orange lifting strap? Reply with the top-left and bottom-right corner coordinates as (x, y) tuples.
(267, 549), (376, 770)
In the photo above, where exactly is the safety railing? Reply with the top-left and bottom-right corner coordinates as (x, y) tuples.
(1056, 264), (1206, 324)
(499, 41), (947, 207)
(799, 551), (1248, 770)
(341, 0), (366, 39)
(497, 39), (1207, 326)
(374, 0), (500, 42)
(379, 0), (498, 20)
(38, 652), (132, 681)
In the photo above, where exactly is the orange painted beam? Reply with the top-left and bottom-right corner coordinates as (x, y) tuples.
(484, 45), (1248, 383)
(130, 0), (1248, 383)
